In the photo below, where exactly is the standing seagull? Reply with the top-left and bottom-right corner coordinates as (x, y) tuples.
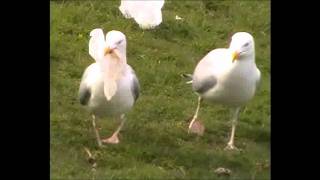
(187, 32), (261, 150)
(79, 29), (140, 146)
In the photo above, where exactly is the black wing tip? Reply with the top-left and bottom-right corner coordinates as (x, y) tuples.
(133, 82), (140, 102)
(181, 73), (193, 79)
(79, 90), (91, 105)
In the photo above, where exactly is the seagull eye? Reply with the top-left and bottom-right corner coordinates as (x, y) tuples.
(117, 40), (122, 45)
(243, 42), (249, 47)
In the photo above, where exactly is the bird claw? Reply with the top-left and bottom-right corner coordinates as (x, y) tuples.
(224, 144), (240, 151)
(101, 134), (120, 144)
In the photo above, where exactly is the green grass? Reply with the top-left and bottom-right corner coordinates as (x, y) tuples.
(50, 0), (270, 179)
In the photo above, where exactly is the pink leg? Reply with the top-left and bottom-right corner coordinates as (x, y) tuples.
(102, 114), (126, 144)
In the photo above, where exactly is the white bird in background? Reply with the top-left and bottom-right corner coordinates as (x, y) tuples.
(187, 32), (261, 150)
(119, 0), (165, 30)
(79, 29), (140, 146)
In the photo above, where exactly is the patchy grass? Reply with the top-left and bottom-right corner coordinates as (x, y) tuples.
(50, 1), (270, 179)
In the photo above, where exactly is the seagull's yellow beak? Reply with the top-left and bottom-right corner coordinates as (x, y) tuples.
(104, 47), (113, 56)
(104, 47), (120, 59)
(232, 51), (240, 63)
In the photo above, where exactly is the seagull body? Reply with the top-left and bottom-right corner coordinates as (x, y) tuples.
(119, 0), (165, 29)
(79, 63), (138, 117)
(188, 32), (260, 150)
(193, 48), (259, 107)
(79, 29), (139, 146)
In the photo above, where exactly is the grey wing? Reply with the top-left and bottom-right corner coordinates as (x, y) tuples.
(192, 58), (217, 94)
(129, 66), (140, 102)
(78, 70), (91, 106)
(192, 75), (217, 94)
(131, 75), (140, 102)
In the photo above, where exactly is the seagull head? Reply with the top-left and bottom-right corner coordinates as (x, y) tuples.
(229, 32), (255, 63)
(104, 30), (127, 59)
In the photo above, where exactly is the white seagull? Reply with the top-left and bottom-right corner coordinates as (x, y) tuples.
(187, 32), (261, 150)
(119, 0), (165, 30)
(79, 29), (140, 146)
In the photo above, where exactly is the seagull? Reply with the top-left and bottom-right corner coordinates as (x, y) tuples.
(78, 29), (140, 146)
(187, 32), (261, 150)
(119, 0), (165, 29)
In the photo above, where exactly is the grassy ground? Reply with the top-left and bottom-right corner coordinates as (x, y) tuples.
(50, 1), (270, 179)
